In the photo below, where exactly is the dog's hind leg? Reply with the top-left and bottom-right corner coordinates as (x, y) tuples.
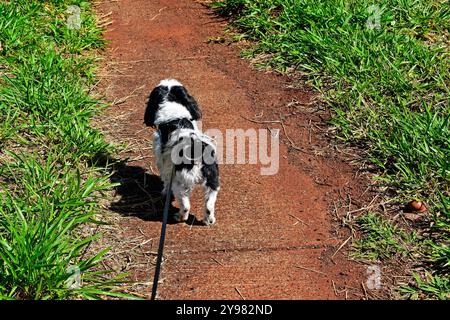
(172, 183), (192, 222)
(161, 179), (173, 200)
(153, 131), (171, 197)
(178, 194), (191, 222)
(201, 161), (219, 225)
(203, 186), (219, 225)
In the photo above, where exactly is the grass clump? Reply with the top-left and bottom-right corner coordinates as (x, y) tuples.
(0, 153), (119, 300)
(0, 0), (128, 299)
(212, 0), (449, 298)
(351, 213), (416, 260)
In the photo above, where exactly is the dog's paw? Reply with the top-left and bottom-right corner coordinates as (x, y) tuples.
(178, 210), (189, 222)
(203, 215), (216, 226)
(172, 210), (189, 223)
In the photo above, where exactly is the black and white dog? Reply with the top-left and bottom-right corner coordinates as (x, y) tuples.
(144, 79), (219, 225)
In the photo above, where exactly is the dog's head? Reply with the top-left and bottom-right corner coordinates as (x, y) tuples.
(144, 79), (202, 127)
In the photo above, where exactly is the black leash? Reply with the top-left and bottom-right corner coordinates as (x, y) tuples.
(150, 167), (175, 300)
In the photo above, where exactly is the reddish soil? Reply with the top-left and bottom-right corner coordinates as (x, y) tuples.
(96, 0), (368, 299)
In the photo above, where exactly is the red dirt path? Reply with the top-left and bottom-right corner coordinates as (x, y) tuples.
(97, 0), (366, 299)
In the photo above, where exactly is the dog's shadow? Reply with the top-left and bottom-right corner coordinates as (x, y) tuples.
(109, 163), (204, 225)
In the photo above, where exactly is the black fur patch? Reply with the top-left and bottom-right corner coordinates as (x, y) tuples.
(144, 85), (168, 127)
(173, 136), (201, 172)
(158, 118), (194, 145)
(167, 85), (202, 121)
(202, 162), (220, 191)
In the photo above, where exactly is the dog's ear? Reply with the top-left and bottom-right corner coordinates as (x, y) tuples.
(169, 86), (202, 121)
(144, 86), (168, 127)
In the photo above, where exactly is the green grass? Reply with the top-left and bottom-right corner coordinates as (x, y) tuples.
(0, 0), (129, 299)
(212, 0), (449, 299)
(351, 213), (417, 260)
